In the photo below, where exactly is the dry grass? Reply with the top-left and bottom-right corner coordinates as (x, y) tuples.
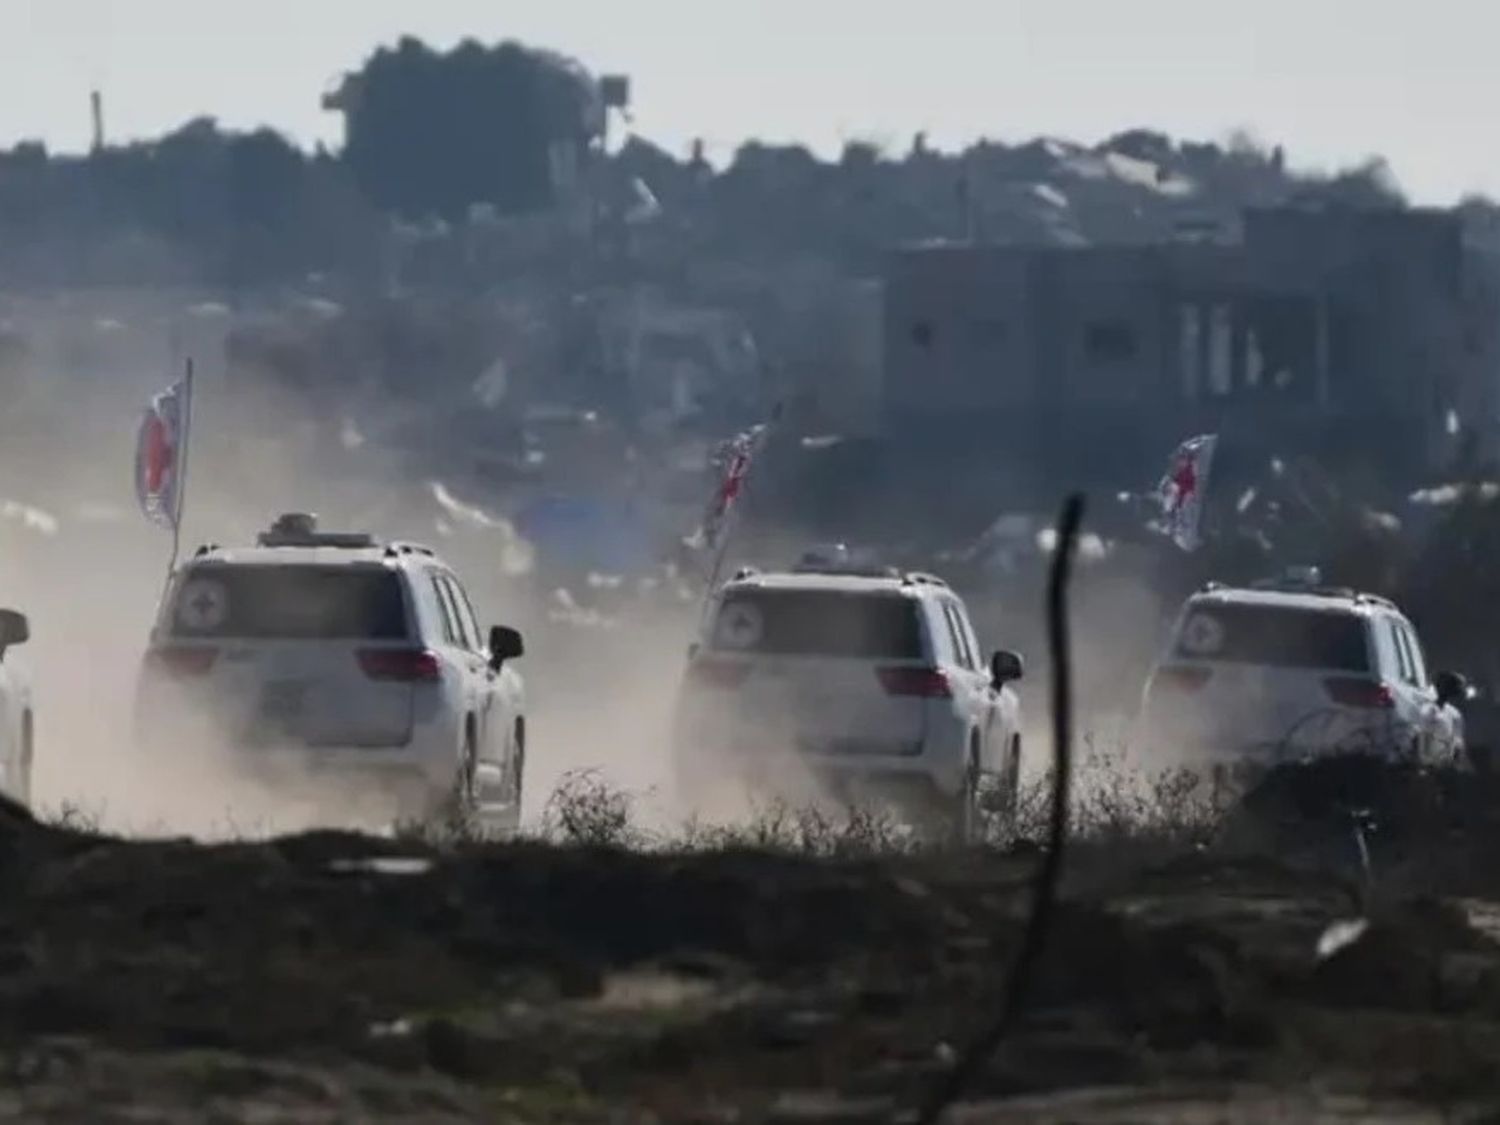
(1014, 734), (1237, 848)
(530, 736), (1242, 863)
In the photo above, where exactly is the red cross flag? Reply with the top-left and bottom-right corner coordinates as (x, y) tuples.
(135, 376), (192, 530)
(1157, 433), (1217, 551)
(689, 423), (767, 552)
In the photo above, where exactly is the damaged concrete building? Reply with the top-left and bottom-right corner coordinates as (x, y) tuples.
(881, 205), (1500, 503)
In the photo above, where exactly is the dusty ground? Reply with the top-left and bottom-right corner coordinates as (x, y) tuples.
(6, 373), (1500, 1120)
(3, 763), (1500, 1123)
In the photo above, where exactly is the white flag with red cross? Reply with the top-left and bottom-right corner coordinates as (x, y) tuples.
(690, 424), (767, 551)
(1157, 433), (1217, 551)
(134, 377), (191, 530)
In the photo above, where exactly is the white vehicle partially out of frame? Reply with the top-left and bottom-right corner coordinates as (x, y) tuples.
(0, 607), (34, 807)
(133, 513), (528, 829)
(672, 550), (1026, 841)
(1139, 570), (1469, 778)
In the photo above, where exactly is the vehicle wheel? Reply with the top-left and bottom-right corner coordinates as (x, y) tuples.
(502, 719), (526, 835)
(931, 749), (982, 847)
(994, 736), (1022, 825)
(433, 729), (480, 836)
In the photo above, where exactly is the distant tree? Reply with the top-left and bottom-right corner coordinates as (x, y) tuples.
(339, 36), (600, 220)
(1225, 127), (1270, 162)
(613, 136), (690, 204)
(149, 118), (231, 236)
(839, 140), (883, 171)
(726, 142), (821, 179)
(228, 129), (304, 229)
(1101, 129), (1174, 164)
(1297, 157), (1407, 209)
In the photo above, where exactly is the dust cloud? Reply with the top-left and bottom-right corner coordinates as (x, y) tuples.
(0, 333), (1187, 843)
(0, 346), (707, 841)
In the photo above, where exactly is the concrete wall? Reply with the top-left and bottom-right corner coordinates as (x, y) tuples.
(1043, 248), (1171, 407)
(883, 243), (1231, 420)
(1243, 207), (1462, 295)
(879, 209), (1500, 484)
(882, 244), (1037, 417)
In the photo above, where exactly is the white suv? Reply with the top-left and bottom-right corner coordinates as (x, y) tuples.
(1139, 573), (1468, 774)
(134, 513), (527, 830)
(0, 608), (33, 807)
(672, 550), (1025, 841)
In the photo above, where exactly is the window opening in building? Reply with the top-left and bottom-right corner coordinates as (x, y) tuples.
(1084, 320), (1138, 364)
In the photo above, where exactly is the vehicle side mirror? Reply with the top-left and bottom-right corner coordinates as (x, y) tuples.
(990, 649), (1023, 688)
(0, 609), (29, 658)
(489, 625), (524, 670)
(1435, 670), (1472, 708)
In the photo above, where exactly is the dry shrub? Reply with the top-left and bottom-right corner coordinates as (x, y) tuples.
(1015, 734), (1235, 847)
(678, 795), (917, 857)
(540, 768), (643, 848)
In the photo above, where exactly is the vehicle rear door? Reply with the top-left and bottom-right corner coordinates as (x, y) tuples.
(165, 563), (419, 748)
(706, 589), (929, 756)
(1159, 602), (1374, 755)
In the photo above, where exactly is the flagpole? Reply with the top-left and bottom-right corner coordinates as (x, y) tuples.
(697, 508), (739, 629)
(694, 402), (782, 629)
(165, 357), (195, 583)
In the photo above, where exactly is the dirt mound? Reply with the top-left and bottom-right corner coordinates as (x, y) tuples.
(1305, 897), (1497, 1013)
(1, 817), (1499, 1120)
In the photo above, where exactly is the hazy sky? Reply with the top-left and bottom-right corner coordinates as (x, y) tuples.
(4, 0), (1495, 203)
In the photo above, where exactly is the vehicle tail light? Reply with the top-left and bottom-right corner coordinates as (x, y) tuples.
(146, 645), (218, 677)
(687, 657), (751, 690)
(358, 648), (442, 682)
(1153, 665), (1213, 693)
(877, 666), (952, 698)
(1324, 677), (1395, 710)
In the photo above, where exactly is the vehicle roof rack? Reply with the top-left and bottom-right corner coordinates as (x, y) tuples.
(791, 544), (900, 579)
(902, 571), (950, 589)
(386, 541), (436, 558)
(1249, 578), (1359, 599)
(257, 512), (378, 549)
(1231, 573), (1387, 604)
(795, 561), (902, 578)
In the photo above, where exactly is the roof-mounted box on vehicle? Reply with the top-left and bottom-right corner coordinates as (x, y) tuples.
(257, 512), (377, 550)
(792, 544), (899, 579)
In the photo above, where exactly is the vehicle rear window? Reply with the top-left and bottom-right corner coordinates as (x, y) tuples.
(168, 565), (409, 640)
(1173, 603), (1369, 672)
(710, 591), (923, 659)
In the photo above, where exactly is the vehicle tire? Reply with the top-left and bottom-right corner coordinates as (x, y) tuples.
(433, 728), (480, 836)
(501, 719), (526, 836)
(994, 736), (1022, 825)
(930, 747), (983, 848)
